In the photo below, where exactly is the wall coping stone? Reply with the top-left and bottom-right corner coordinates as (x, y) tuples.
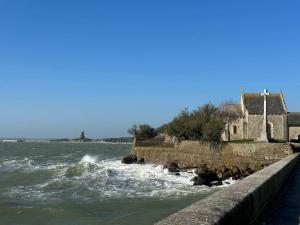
(155, 153), (300, 225)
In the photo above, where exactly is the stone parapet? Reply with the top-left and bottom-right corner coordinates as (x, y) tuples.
(155, 153), (300, 225)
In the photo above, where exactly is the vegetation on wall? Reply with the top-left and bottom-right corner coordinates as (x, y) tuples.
(128, 124), (158, 140)
(161, 104), (225, 141)
(129, 102), (239, 142)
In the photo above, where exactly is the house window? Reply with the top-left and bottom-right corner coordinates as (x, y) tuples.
(233, 125), (237, 134)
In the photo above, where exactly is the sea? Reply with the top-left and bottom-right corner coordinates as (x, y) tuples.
(0, 142), (234, 225)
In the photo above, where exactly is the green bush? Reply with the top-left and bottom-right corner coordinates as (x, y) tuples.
(159, 102), (238, 142)
(128, 124), (157, 140)
(129, 102), (239, 142)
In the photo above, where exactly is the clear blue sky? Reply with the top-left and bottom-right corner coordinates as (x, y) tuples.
(1, 0), (300, 138)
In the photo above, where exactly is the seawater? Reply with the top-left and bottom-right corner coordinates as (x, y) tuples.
(0, 143), (234, 225)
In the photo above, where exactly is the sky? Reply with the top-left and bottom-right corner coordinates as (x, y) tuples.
(1, 0), (300, 139)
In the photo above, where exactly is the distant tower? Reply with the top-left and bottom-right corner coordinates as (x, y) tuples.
(80, 131), (86, 142)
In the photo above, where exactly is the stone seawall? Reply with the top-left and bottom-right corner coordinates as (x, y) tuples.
(155, 153), (300, 225)
(132, 141), (294, 171)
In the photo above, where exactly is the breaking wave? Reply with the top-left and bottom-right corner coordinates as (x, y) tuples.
(1, 154), (235, 202)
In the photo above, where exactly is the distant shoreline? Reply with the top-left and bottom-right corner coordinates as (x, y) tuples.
(0, 137), (133, 145)
(0, 140), (132, 145)
(51, 141), (132, 145)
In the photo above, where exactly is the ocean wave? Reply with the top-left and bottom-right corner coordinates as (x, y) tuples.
(1, 154), (236, 202)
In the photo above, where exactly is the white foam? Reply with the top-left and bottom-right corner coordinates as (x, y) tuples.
(1, 154), (236, 202)
(80, 155), (98, 165)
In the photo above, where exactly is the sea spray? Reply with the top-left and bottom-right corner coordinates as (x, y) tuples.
(80, 154), (98, 165)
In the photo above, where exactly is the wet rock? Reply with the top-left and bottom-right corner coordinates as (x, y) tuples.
(191, 175), (206, 186)
(137, 158), (145, 164)
(121, 154), (137, 164)
(222, 170), (233, 180)
(241, 167), (254, 178)
(211, 180), (223, 186)
(192, 165), (220, 186)
(191, 164), (256, 186)
(217, 171), (223, 180)
(227, 166), (254, 180)
(195, 164), (209, 175)
(164, 162), (180, 173)
(231, 166), (242, 180)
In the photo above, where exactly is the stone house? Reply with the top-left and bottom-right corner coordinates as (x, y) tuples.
(222, 90), (300, 142)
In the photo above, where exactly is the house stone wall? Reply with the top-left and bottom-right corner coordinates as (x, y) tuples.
(248, 115), (264, 140)
(289, 127), (300, 140)
(247, 115), (285, 140)
(268, 115), (285, 140)
(229, 118), (244, 140)
(283, 115), (289, 141)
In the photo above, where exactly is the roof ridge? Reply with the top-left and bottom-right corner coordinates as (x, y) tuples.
(244, 92), (281, 96)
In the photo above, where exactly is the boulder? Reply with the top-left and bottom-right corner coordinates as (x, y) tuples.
(241, 167), (254, 178)
(222, 170), (233, 180)
(192, 165), (220, 186)
(137, 158), (145, 164)
(191, 176), (206, 186)
(121, 154), (137, 164)
(231, 166), (242, 180)
(195, 164), (209, 175)
(164, 162), (180, 173)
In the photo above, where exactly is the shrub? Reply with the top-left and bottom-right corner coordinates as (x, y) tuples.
(128, 124), (157, 140)
(160, 102), (239, 142)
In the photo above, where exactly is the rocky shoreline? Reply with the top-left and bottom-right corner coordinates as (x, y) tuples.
(121, 154), (257, 186)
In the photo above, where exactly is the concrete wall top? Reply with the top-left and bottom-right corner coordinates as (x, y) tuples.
(155, 153), (300, 225)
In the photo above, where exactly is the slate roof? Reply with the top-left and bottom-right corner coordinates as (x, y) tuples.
(288, 112), (300, 126)
(243, 93), (286, 115)
(223, 104), (243, 116)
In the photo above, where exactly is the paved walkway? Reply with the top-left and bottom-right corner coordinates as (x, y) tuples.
(259, 153), (300, 225)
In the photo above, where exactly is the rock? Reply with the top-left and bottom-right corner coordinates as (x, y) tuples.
(231, 166), (241, 176)
(217, 171), (223, 180)
(243, 170), (251, 177)
(137, 158), (145, 164)
(121, 154), (137, 164)
(231, 166), (242, 180)
(195, 164), (209, 175)
(222, 170), (233, 180)
(192, 165), (220, 186)
(191, 176), (206, 186)
(175, 172), (181, 176)
(211, 180), (222, 186)
(164, 162), (180, 173)
(255, 163), (265, 171)
(241, 167), (254, 178)
(221, 167), (228, 174)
